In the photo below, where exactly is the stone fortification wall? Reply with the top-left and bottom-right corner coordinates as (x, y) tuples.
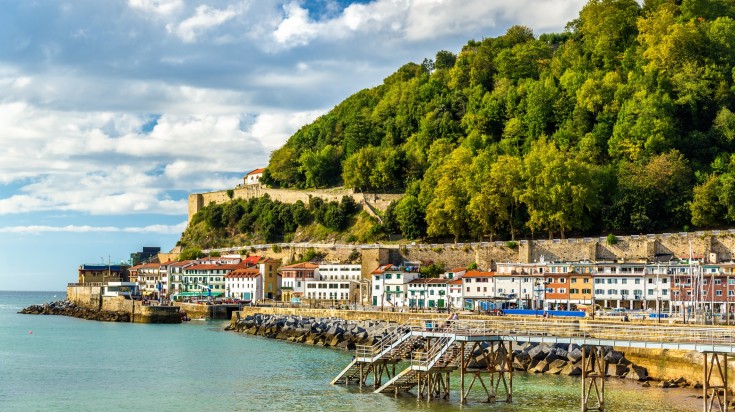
(188, 186), (403, 222)
(198, 231), (735, 286)
(66, 284), (101, 309)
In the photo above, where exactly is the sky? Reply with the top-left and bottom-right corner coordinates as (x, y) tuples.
(0, 0), (591, 291)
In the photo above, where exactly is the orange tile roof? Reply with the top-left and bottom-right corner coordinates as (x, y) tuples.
(280, 262), (319, 270)
(463, 270), (494, 278)
(448, 279), (463, 285)
(226, 268), (261, 278)
(246, 168), (266, 176)
(371, 264), (393, 274)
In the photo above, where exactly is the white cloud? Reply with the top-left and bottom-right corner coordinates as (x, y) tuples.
(269, 0), (586, 48)
(250, 111), (323, 150)
(0, 221), (187, 234)
(168, 4), (242, 43)
(128, 0), (184, 16)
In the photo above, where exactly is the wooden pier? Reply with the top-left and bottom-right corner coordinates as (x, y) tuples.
(333, 318), (735, 412)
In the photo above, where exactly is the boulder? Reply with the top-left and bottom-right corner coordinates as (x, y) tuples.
(546, 359), (568, 374)
(567, 348), (583, 363)
(532, 360), (550, 373)
(626, 365), (648, 381)
(606, 364), (629, 377)
(561, 362), (582, 376)
(604, 350), (625, 364)
(527, 343), (549, 361)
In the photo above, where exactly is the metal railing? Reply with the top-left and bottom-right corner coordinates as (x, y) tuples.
(411, 334), (456, 370)
(407, 318), (735, 346)
(355, 326), (412, 361)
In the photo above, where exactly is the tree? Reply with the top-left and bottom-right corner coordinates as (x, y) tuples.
(394, 195), (426, 239)
(426, 147), (473, 241)
(435, 50), (457, 70)
(467, 154), (524, 239)
(519, 138), (602, 238)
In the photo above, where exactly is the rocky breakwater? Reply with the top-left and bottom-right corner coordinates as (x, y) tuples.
(227, 313), (416, 350)
(20, 300), (130, 322)
(512, 342), (649, 380)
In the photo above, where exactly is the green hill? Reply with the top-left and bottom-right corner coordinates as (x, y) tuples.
(183, 0), (735, 250)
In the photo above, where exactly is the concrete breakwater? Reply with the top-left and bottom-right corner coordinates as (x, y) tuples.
(227, 313), (661, 382)
(20, 300), (130, 322)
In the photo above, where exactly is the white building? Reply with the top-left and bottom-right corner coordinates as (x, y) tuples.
(244, 168), (265, 185)
(461, 270), (496, 310)
(407, 278), (449, 309)
(371, 264), (421, 308)
(448, 278), (463, 310)
(225, 267), (262, 302)
(178, 259), (247, 300)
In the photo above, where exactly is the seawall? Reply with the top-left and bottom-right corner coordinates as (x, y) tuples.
(65, 285), (181, 323)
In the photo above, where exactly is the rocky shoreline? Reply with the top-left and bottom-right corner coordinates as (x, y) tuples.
(228, 313), (707, 389)
(19, 300), (130, 322)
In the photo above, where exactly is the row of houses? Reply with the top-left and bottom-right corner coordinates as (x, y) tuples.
(78, 254), (735, 314)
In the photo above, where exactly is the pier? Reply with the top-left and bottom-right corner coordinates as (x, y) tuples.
(332, 318), (735, 412)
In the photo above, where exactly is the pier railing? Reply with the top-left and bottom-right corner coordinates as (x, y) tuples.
(355, 325), (412, 362)
(407, 318), (735, 347)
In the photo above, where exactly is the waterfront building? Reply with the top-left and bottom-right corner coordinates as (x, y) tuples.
(178, 259), (247, 300)
(102, 281), (141, 297)
(225, 267), (262, 302)
(134, 262), (164, 299)
(223, 257), (281, 302)
(302, 263), (362, 305)
(407, 278), (449, 310)
(77, 263), (129, 284)
(461, 270), (496, 310)
(448, 278), (463, 310)
(167, 260), (195, 299)
(643, 263), (673, 314)
(280, 262), (318, 303)
(371, 263), (421, 308)
(543, 272), (570, 310)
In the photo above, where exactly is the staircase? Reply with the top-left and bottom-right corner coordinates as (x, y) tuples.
(374, 368), (419, 394)
(374, 335), (458, 394)
(356, 326), (413, 363)
(412, 335), (457, 371)
(332, 326), (413, 385)
(331, 359), (359, 385)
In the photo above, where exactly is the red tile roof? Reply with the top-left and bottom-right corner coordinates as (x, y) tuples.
(226, 268), (261, 278)
(280, 262), (318, 270)
(463, 270), (495, 278)
(247, 168), (266, 176)
(371, 264), (393, 274)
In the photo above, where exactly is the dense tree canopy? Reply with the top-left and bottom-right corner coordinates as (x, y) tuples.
(260, 0), (735, 241)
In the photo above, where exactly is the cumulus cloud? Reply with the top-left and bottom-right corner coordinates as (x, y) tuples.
(270, 0), (586, 48)
(128, 0), (184, 16)
(0, 221), (187, 234)
(167, 4), (242, 43)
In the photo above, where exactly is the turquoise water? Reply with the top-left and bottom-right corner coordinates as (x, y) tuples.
(1, 291), (699, 411)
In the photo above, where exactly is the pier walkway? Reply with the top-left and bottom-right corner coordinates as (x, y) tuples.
(332, 318), (735, 412)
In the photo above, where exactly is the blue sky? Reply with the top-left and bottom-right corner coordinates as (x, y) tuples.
(0, 0), (589, 291)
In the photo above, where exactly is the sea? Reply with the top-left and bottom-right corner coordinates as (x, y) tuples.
(0, 291), (701, 412)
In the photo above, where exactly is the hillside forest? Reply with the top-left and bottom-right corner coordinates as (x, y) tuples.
(183, 0), (735, 250)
